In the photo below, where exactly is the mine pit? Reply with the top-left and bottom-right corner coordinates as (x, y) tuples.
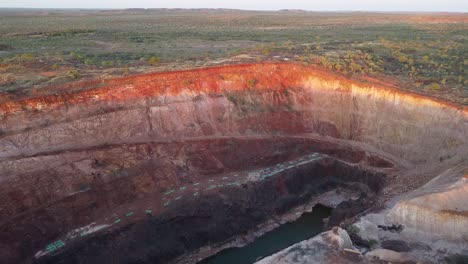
(196, 204), (332, 264)
(0, 63), (466, 264)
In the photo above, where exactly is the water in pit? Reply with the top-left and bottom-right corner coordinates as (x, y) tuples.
(198, 204), (332, 264)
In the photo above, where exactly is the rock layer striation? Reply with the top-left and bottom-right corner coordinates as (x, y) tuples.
(0, 63), (466, 263)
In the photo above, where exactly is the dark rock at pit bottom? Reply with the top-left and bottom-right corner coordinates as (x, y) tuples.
(34, 158), (385, 264)
(381, 240), (411, 252)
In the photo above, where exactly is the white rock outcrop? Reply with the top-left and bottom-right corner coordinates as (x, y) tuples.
(388, 169), (468, 242)
(255, 227), (358, 264)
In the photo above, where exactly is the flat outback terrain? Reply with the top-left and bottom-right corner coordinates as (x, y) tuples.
(0, 8), (467, 264)
(0, 9), (466, 103)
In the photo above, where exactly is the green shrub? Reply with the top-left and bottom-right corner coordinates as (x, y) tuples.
(427, 82), (441, 91)
(84, 59), (95, 65)
(101, 60), (114, 67)
(67, 69), (80, 79)
(148, 56), (160, 65)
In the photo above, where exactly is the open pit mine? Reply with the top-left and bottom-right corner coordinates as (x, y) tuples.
(0, 63), (466, 264)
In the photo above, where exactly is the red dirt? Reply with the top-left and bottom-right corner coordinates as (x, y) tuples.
(39, 71), (58, 77)
(1, 63), (466, 117)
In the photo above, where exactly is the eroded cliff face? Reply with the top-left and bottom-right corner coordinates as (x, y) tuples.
(388, 169), (468, 242)
(0, 63), (466, 162)
(351, 167), (467, 263)
(0, 63), (466, 263)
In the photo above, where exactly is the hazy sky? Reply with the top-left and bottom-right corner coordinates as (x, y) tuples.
(1, 0), (467, 12)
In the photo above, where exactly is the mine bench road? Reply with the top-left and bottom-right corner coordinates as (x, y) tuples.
(34, 153), (326, 259)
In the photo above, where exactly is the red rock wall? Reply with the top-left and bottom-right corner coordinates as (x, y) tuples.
(0, 63), (465, 163)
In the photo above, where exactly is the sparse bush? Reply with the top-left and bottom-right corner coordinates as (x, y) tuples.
(101, 60), (114, 67)
(247, 78), (258, 88)
(123, 66), (130, 76)
(398, 55), (408, 63)
(148, 56), (160, 65)
(67, 69), (80, 79)
(0, 11), (465, 104)
(0, 74), (15, 85)
(261, 47), (271, 55)
(427, 82), (441, 91)
(84, 59), (95, 66)
(20, 53), (35, 61)
(1, 64), (24, 73)
(13, 53), (36, 63)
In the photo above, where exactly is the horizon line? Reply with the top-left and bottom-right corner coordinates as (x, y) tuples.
(0, 7), (467, 13)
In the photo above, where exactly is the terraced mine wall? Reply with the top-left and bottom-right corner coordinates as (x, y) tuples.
(0, 63), (466, 162)
(35, 157), (386, 264)
(0, 63), (466, 263)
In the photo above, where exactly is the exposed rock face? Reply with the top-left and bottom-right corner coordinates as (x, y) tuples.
(388, 168), (468, 242)
(0, 63), (466, 263)
(351, 167), (467, 263)
(380, 240), (411, 252)
(0, 63), (465, 162)
(255, 227), (358, 264)
(365, 249), (415, 263)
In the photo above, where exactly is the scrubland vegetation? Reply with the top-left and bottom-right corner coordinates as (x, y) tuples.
(0, 9), (466, 103)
